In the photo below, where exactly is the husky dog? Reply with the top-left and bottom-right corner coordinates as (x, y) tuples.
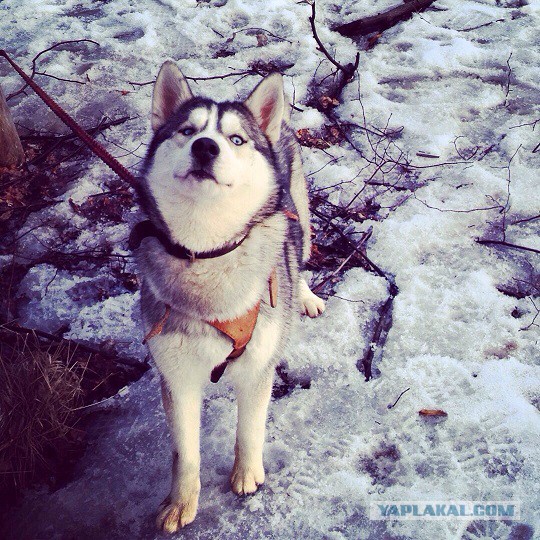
(133, 60), (325, 533)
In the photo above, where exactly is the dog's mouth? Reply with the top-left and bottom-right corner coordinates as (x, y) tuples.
(187, 169), (216, 183)
(174, 169), (231, 187)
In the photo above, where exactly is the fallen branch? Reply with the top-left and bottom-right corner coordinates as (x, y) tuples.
(413, 195), (502, 214)
(352, 250), (399, 381)
(19, 115), (131, 142)
(327, 111), (496, 171)
(311, 227), (372, 293)
(2, 321), (148, 369)
(359, 277), (398, 381)
(476, 239), (540, 255)
(509, 118), (540, 130)
(129, 70), (255, 87)
(309, 1), (359, 100)
(24, 116), (132, 167)
(311, 207), (398, 381)
(316, 205), (400, 381)
(334, 0), (437, 38)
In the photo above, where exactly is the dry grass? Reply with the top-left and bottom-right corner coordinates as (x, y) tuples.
(0, 328), (85, 499)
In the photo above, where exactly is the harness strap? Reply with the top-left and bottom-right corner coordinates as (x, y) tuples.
(208, 301), (261, 351)
(144, 271), (279, 383)
(208, 301), (261, 383)
(209, 269), (278, 382)
(143, 304), (171, 344)
(269, 268), (278, 308)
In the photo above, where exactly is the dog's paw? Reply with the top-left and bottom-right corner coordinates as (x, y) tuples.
(299, 279), (326, 318)
(156, 493), (199, 533)
(230, 461), (265, 495)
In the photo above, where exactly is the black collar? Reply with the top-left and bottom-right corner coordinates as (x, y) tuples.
(129, 220), (248, 261)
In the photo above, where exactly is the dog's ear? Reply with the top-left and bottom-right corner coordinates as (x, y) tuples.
(244, 73), (284, 144)
(151, 61), (193, 132)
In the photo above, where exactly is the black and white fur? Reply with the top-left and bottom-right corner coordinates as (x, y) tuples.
(135, 61), (325, 533)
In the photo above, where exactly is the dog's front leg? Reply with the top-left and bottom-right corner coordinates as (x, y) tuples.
(156, 372), (204, 533)
(229, 366), (274, 495)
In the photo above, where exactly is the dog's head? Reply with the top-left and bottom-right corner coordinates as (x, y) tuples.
(141, 61), (286, 249)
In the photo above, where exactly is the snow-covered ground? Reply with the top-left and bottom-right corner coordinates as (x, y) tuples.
(1, 0), (539, 538)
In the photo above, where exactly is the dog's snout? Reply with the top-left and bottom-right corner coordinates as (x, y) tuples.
(191, 137), (220, 164)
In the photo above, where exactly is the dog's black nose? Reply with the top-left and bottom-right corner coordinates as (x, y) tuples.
(191, 137), (220, 164)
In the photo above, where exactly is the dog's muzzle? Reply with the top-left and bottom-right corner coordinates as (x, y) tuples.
(191, 137), (220, 165)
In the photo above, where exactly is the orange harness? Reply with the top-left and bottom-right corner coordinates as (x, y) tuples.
(144, 270), (278, 382)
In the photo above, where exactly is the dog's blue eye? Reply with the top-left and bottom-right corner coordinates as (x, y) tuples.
(230, 135), (245, 146)
(180, 127), (195, 136)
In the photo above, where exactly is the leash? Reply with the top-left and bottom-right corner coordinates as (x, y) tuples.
(0, 49), (138, 187)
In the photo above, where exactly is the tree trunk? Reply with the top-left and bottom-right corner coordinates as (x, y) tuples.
(0, 84), (24, 167)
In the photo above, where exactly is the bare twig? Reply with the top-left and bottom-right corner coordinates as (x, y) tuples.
(521, 298), (539, 331)
(387, 387), (410, 409)
(329, 110), (495, 171)
(508, 118), (539, 130)
(227, 27), (293, 44)
(312, 227), (373, 293)
(476, 239), (540, 255)
(34, 71), (86, 85)
(512, 214), (540, 225)
(26, 116), (132, 166)
(128, 63), (294, 89)
(5, 39), (99, 101)
(504, 52), (513, 106)
(457, 19), (504, 32)
(413, 195), (502, 214)
(128, 71), (253, 87)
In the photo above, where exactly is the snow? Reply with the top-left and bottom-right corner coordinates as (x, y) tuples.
(1, 0), (539, 539)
